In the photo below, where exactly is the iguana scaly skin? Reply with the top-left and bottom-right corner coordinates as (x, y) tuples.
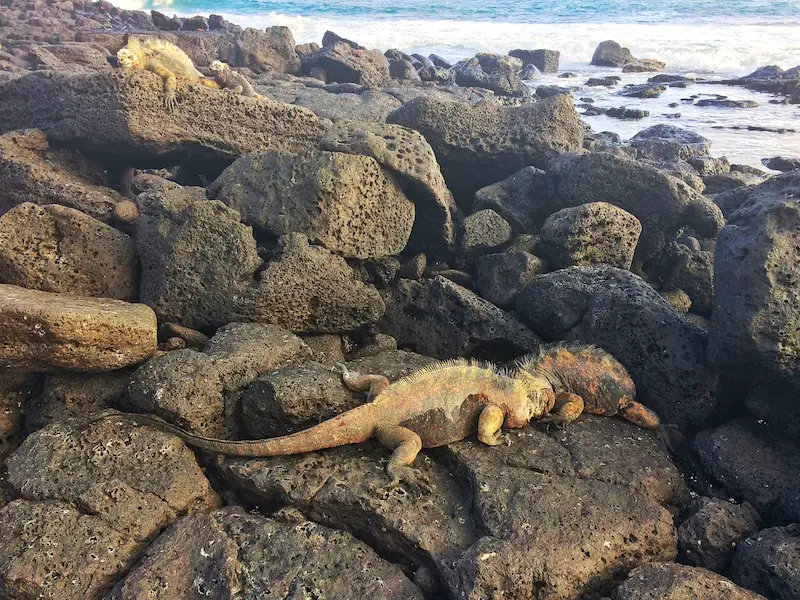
(116, 37), (220, 110)
(209, 60), (263, 98)
(102, 343), (661, 492)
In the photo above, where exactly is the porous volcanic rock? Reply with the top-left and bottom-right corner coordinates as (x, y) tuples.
(207, 149), (415, 259)
(591, 40), (634, 67)
(300, 41), (390, 87)
(0, 202), (138, 300)
(0, 70), (329, 173)
(474, 251), (545, 308)
(107, 507), (425, 599)
(0, 284), (157, 372)
(538, 201), (642, 270)
(613, 563), (767, 600)
(0, 129), (126, 223)
(473, 166), (547, 233)
(387, 94), (585, 203)
(516, 265), (718, 431)
(235, 26), (301, 74)
(381, 275), (541, 359)
(729, 525), (800, 600)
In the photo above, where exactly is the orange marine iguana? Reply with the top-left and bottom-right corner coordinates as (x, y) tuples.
(115, 36), (221, 110)
(100, 343), (661, 492)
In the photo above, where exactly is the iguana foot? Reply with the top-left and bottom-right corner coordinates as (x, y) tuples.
(538, 414), (571, 431)
(385, 465), (432, 496)
(479, 429), (509, 446)
(164, 90), (177, 111)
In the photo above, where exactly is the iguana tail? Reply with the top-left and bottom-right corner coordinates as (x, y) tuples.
(98, 410), (375, 457)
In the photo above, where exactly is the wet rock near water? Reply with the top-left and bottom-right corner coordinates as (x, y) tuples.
(729, 524), (800, 600)
(613, 563), (767, 600)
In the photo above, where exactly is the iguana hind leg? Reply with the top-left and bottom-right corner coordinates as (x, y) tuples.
(338, 364), (390, 401)
(618, 397), (661, 429)
(538, 392), (585, 427)
(374, 424), (431, 495)
(478, 404), (506, 446)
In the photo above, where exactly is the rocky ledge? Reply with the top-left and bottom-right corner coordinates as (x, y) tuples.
(0, 2), (797, 599)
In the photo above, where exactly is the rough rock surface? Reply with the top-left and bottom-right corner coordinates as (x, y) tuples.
(678, 496), (762, 572)
(516, 266), (718, 431)
(136, 187), (261, 329)
(387, 94), (585, 202)
(474, 251), (544, 308)
(614, 563), (767, 600)
(622, 58), (667, 73)
(0, 71), (329, 172)
(127, 323), (311, 437)
(659, 242), (715, 316)
(221, 414), (681, 600)
(0, 415), (219, 600)
(460, 209), (512, 255)
(108, 507), (424, 599)
(538, 202), (642, 270)
(0, 202), (138, 300)
(691, 419), (800, 523)
(538, 152), (725, 268)
(453, 57), (527, 96)
(729, 525), (800, 600)
(207, 149), (415, 259)
(509, 48), (560, 73)
(0, 129), (126, 223)
(591, 40), (634, 67)
(301, 42), (390, 87)
(235, 26), (300, 74)
(381, 276), (541, 359)
(319, 121), (458, 254)
(473, 166), (546, 233)
(0, 284), (157, 372)
(709, 171), (800, 385)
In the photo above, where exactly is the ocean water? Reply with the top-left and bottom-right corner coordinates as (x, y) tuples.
(112, 0), (800, 166)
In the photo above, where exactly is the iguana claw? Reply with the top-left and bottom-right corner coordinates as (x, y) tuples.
(385, 465), (432, 497)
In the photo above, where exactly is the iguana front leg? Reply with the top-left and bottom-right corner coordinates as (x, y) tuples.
(477, 404), (506, 446)
(374, 424), (431, 495)
(148, 59), (178, 110)
(538, 392), (585, 426)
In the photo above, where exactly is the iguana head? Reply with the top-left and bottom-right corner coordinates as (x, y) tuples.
(514, 369), (556, 420)
(209, 60), (228, 74)
(116, 48), (139, 69)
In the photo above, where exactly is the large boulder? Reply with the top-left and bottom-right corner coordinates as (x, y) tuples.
(387, 94), (585, 203)
(380, 276), (541, 359)
(127, 323), (311, 437)
(591, 40), (634, 67)
(301, 42), (390, 87)
(691, 419), (800, 523)
(108, 508), (424, 599)
(0, 129), (126, 223)
(0, 71), (329, 173)
(0, 284), (157, 372)
(474, 251), (544, 309)
(207, 149), (415, 259)
(319, 121), (458, 255)
(509, 48), (560, 73)
(709, 171), (800, 385)
(538, 202), (642, 270)
(473, 166), (546, 233)
(136, 186), (261, 329)
(729, 525), (800, 600)
(453, 57), (527, 96)
(0, 203), (138, 300)
(516, 266), (718, 431)
(613, 563), (766, 600)
(537, 152), (724, 269)
(235, 26), (300, 74)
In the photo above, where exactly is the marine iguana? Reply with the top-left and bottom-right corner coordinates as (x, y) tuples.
(208, 60), (263, 98)
(116, 36), (220, 110)
(101, 343), (661, 492)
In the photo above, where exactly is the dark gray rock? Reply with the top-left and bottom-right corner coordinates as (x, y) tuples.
(235, 26), (300, 74)
(538, 202), (642, 270)
(703, 170), (766, 194)
(730, 525), (800, 600)
(534, 152), (724, 269)
(108, 507), (424, 599)
(387, 94), (585, 203)
(586, 76), (620, 87)
(607, 107), (649, 119)
(520, 64), (542, 80)
(474, 251), (544, 309)
(516, 265), (719, 431)
(619, 83), (667, 98)
(688, 155), (731, 176)
(389, 58), (421, 81)
(660, 242), (715, 316)
(381, 276), (541, 359)
(591, 40), (634, 67)
(535, 84), (572, 98)
(473, 166), (546, 233)
(696, 99), (758, 108)
(453, 57), (527, 96)
(321, 30), (364, 50)
(508, 48), (560, 73)
(622, 58), (666, 73)
(460, 209), (512, 255)
(428, 53), (452, 68)
(630, 124), (712, 162)
(763, 156), (800, 171)
(678, 497), (762, 571)
(418, 64), (455, 83)
(691, 419), (800, 523)
(709, 171), (800, 385)
(614, 563), (767, 600)
(301, 42), (390, 87)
